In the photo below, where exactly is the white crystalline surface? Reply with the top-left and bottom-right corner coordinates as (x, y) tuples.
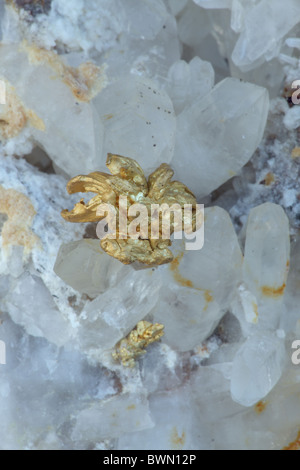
(117, 386), (210, 450)
(2, 0), (125, 53)
(0, 44), (105, 176)
(231, 0), (300, 72)
(150, 206), (243, 351)
(194, 0), (232, 9)
(77, 270), (162, 355)
(165, 56), (215, 114)
(242, 203), (290, 330)
(0, 0), (300, 451)
(94, 75), (176, 171)
(230, 331), (286, 407)
(172, 77), (269, 198)
(177, 1), (211, 48)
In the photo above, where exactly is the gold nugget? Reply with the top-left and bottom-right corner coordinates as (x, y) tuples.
(61, 153), (200, 266)
(112, 321), (164, 368)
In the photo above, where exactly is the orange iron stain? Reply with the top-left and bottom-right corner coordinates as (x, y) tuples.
(254, 400), (267, 414)
(170, 252), (194, 288)
(261, 283), (286, 299)
(283, 430), (300, 450)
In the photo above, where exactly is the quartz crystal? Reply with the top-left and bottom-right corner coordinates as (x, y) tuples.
(151, 283), (221, 351)
(103, 13), (181, 85)
(93, 76), (176, 171)
(165, 0), (188, 16)
(230, 331), (286, 407)
(121, 0), (169, 41)
(193, 0), (232, 8)
(242, 203), (290, 331)
(229, 203), (290, 406)
(4, 272), (73, 347)
(165, 57), (215, 114)
(172, 77), (269, 197)
(77, 269), (162, 355)
(117, 386), (209, 450)
(0, 44), (105, 176)
(170, 207), (243, 305)
(71, 392), (153, 442)
(231, 0), (300, 72)
(151, 206), (243, 351)
(54, 239), (128, 299)
(177, 1), (211, 48)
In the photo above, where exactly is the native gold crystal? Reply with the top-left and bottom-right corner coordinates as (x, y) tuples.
(61, 153), (200, 265)
(112, 321), (164, 368)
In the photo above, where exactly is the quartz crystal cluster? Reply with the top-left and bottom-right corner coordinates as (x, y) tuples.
(0, 0), (300, 450)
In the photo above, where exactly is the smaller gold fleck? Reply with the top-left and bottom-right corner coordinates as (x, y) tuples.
(291, 147), (300, 159)
(264, 172), (275, 186)
(170, 427), (186, 449)
(112, 321), (164, 368)
(0, 186), (40, 256)
(0, 79), (45, 139)
(254, 400), (267, 414)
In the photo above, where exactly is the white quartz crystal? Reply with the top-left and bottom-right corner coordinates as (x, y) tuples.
(54, 239), (128, 299)
(165, 57), (215, 114)
(191, 365), (244, 426)
(232, 0), (300, 72)
(170, 206), (243, 304)
(94, 75), (176, 171)
(103, 14), (181, 85)
(177, 1), (211, 48)
(230, 331), (286, 407)
(150, 206), (242, 351)
(78, 269), (162, 354)
(72, 392), (153, 442)
(117, 386), (209, 450)
(4, 272), (73, 347)
(172, 77), (269, 197)
(0, 44), (104, 176)
(165, 0), (188, 16)
(121, 0), (169, 41)
(242, 203), (290, 331)
(151, 283), (221, 351)
(193, 0), (232, 8)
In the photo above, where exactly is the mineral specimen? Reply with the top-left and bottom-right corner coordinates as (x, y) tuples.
(112, 321), (164, 368)
(61, 153), (201, 266)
